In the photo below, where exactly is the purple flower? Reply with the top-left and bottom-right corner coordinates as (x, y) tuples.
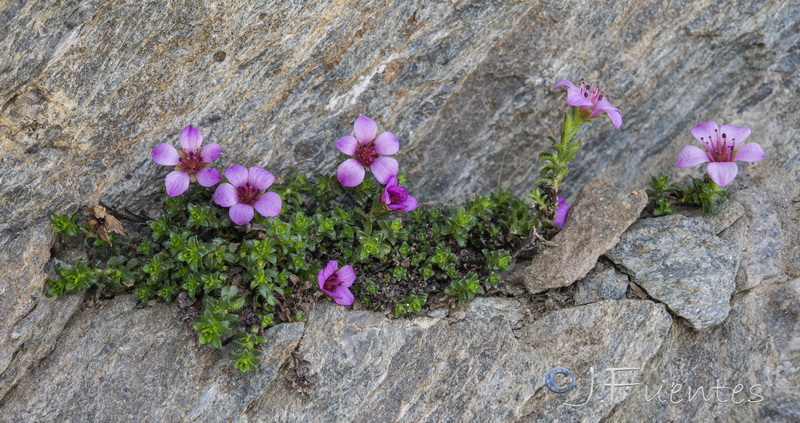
(381, 175), (418, 211)
(336, 115), (399, 187)
(317, 260), (355, 306)
(213, 165), (282, 225)
(151, 125), (223, 196)
(553, 79), (622, 129)
(676, 121), (765, 187)
(553, 196), (571, 229)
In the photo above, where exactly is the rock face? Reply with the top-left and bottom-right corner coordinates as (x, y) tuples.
(0, 296), (672, 422)
(606, 278), (800, 422)
(574, 262), (630, 306)
(2, 0), (800, 422)
(608, 214), (741, 330)
(510, 177), (647, 294)
(0, 296), (305, 422)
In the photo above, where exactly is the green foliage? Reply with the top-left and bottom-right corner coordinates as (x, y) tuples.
(528, 106), (591, 225)
(483, 249), (511, 272)
(646, 172), (678, 216)
(646, 173), (727, 216)
(675, 175), (728, 215)
(444, 272), (484, 302)
(393, 292), (428, 317)
(230, 329), (268, 373)
(49, 212), (83, 237)
(537, 107), (589, 190)
(47, 260), (98, 296)
(46, 173), (538, 373)
(192, 286), (244, 349)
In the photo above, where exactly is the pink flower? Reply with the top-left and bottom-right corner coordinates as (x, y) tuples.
(553, 196), (571, 229)
(676, 121), (765, 186)
(317, 260), (355, 305)
(553, 79), (622, 129)
(381, 175), (418, 211)
(336, 115), (399, 187)
(213, 165), (282, 225)
(151, 125), (223, 196)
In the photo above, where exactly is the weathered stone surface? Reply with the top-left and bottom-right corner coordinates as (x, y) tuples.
(0, 294), (81, 400)
(246, 297), (544, 423)
(678, 199), (746, 235)
(0, 226), (83, 402)
(605, 278), (800, 422)
(608, 214), (740, 330)
(733, 178), (799, 292)
(0, 295), (304, 422)
(574, 262), (629, 306)
(516, 299), (672, 422)
(0, 294), (673, 422)
(510, 177), (647, 294)
(1, 0), (800, 421)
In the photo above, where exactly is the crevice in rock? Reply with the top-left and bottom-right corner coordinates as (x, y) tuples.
(731, 273), (795, 303)
(606, 257), (698, 331)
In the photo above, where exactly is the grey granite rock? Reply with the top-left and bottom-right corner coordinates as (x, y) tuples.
(608, 214), (740, 330)
(0, 295), (304, 422)
(510, 177), (647, 294)
(515, 299), (672, 422)
(677, 199), (746, 235)
(574, 263), (630, 306)
(247, 297), (544, 423)
(1, 0), (800, 421)
(605, 278), (800, 422)
(733, 179), (799, 292)
(0, 294), (674, 422)
(0, 226), (80, 401)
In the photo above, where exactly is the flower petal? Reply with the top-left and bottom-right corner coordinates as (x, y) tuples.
(336, 265), (356, 287)
(224, 164), (248, 187)
(706, 162), (738, 187)
(565, 87), (594, 108)
(720, 124), (752, 149)
(229, 203), (255, 225)
(254, 192), (282, 217)
(374, 131), (399, 155)
(151, 143), (180, 166)
(381, 187), (391, 206)
(200, 143), (223, 162)
(381, 175), (398, 205)
(676, 145), (711, 168)
(690, 121), (719, 144)
(369, 156), (399, 184)
(553, 198), (571, 229)
(552, 79), (577, 90)
(594, 98), (622, 129)
(336, 135), (358, 156)
(733, 142), (766, 162)
(165, 171), (191, 196)
(196, 167), (221, 187)
(605, 108), (623, 129)
(213, 183), (238, 207)
(390, 195), (418, 211)
(353, 115), (378, 144)
(248, 166), (275, 190)
(179, 125), (203, 150)
(337, 158), (366, 187)
(331, 286), (354, 305)
(318, 260), (339, 289)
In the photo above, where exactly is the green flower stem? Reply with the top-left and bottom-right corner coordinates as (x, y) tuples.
(528, 106), (590, 221)
(551, 106), (590, 191)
